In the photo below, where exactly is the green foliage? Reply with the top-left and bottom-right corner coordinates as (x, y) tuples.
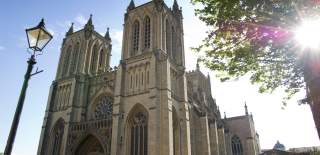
(191, 0), (320, 102)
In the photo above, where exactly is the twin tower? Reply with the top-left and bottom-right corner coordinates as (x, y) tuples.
(37, 0), (260, 155)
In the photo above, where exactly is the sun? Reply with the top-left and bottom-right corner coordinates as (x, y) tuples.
(294, 18), (320, 50)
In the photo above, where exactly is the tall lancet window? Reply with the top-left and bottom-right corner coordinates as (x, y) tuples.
(166, 19), (172, 57)
(91, 44), (98, 73)
(144, 16), (151, 49)
(171, 26), (176, 60)
(51, 119), (65, 155)
(231, 135), (243, 155)
(132, 21), (140, 55)
(98, 49), (104, 69)
(62, 46), (72, 76)
(130, 112), (148, 155)
(70, 42), (80, 74)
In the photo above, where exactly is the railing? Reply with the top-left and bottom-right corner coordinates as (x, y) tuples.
(70, 119), (112, 132)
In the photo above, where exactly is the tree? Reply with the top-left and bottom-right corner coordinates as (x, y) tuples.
(191, 0), (320, 104)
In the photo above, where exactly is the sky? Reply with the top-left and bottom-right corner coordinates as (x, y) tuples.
(0, 0), (319, 154)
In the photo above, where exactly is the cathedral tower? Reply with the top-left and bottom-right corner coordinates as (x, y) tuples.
(112, 0), (191, 155)
(37, 15), (114, 155)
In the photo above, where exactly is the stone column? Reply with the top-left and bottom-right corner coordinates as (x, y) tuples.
(111, 63), (124, 155)
(246, 137), (257, 155)
(179, 103), (192, 155)
(224, 130), (232, 155)
(155, 53), (174, 155)
(178, 73), (192, 155)
(218, 127), (227, 155)
(199, 116), (211, 155)
(209, 120), (219, 155)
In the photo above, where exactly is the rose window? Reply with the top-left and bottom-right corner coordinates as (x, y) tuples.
(94, 96), (113, 119)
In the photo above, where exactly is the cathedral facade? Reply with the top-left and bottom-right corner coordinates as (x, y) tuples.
(37, 0), (261, 155)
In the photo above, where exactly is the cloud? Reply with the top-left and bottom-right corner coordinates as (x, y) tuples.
(53, 14), (90, 40)
(112, 30), (123, 46)
(109, 29), (123, 67)
(46, 28), (55, 36)
(75, 14), (87, 26)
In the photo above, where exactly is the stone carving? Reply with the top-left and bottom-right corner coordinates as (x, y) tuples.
(94, 96), (113, 119)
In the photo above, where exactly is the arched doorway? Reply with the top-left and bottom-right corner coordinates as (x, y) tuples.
(75, 135), (105, 155)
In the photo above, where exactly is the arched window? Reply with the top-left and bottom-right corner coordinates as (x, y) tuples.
(231, 136), (243, 155)
(70, 42), (80, 74)
(94, 96), (113, 119)
(130, 111), (148, 155)
(165, 20), (171, 57)
(146, 71), (149, 84)
(132, 21), (140, 54)
(91, 44), (98, 73)
(136, 74), (138, 87)
(141, 72), (144, 85)
(62, 46), (72, 76)
(130, 74), (133, 88)
(171, 26), (176, 60)
(50, 119), (65, 155)
(144, 16), (151, 49)
(98, 49), (104, 69)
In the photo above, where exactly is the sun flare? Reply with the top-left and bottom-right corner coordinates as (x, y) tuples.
(294, 18), (320, 50)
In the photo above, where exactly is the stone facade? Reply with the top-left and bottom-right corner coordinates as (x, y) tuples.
(37, 0), (261, 155)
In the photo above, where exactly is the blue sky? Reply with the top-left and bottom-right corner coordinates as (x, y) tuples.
(0, 0), (319, 154)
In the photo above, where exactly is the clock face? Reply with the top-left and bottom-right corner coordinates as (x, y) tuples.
(94, 96), (113, 119)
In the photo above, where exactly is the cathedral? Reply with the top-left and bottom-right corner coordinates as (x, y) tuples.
(37, 0), (261, 155)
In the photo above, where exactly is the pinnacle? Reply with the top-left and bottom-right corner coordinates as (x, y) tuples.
(66, 22), (74, 36)
(127, 0), (135, 11)
(105, 27), (111, 41)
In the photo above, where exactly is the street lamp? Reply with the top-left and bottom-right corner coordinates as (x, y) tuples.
(4, 18), (52, 155)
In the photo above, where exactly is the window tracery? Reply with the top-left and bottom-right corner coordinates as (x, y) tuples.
(130, 112), (148, 155)
(144, 16), (151, 49)
(94, 96), (113, 119)
(70, 42), (80, 74)
(98, 49), (104, 69)
(91, 44), (98, 73)
(50, 119), (64, 155)
(132, 21), (140, 54)
(231, 135), (243, 155)
(62, 46), (72, 76)
(166, 19), (172, 57)
(171, 26), (176, 60)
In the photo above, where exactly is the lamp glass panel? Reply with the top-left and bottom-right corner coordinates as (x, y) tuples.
(26, 28), (40, 48)
(36, 29), (52, 50)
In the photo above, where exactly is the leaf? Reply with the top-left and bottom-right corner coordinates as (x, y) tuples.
(191, 0), (316, 102)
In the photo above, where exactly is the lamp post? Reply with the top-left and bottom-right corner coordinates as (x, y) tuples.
(4, 18), (52, 155)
